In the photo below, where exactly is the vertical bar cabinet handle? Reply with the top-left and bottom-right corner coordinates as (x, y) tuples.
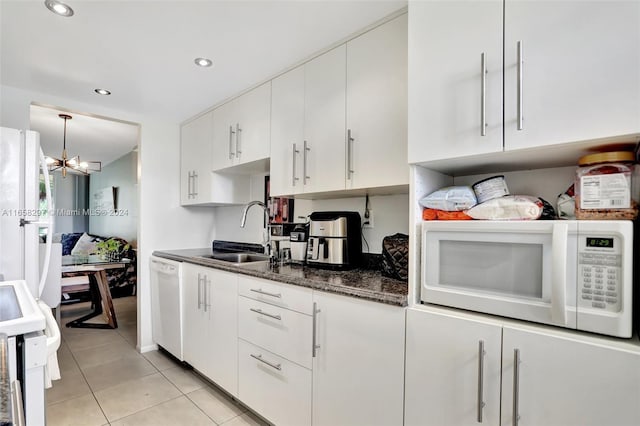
(229, 125), (235, 159)
(235, 123), (242, 158)
(512, 349), (521, 426)
(187, 171), (192, 198)
(197, 273), (202, 309)
(192, 171), (198, 197)
(203, 275), (208, 312)
(312, 302), (320, 357)
(347, 129), (354, 179)
(481, 52), (487, 136)
(303, 140), (310, 185)
(292, 143), (299, 187)
(477, 340), (486, 422)
(517, 41), (524, 131)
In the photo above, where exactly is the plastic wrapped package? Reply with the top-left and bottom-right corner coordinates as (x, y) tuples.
(422, 208), (473, 220)
(557, 184), (576, 219)
(467, 195), (544, 220)
(419, 186), (477, 211)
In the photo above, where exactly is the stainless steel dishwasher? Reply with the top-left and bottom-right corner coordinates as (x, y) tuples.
(149, 256), (183, 360)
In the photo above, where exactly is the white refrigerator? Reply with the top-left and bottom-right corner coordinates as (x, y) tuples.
(0, 127), (55, 297)
(0, 126), (60, 425)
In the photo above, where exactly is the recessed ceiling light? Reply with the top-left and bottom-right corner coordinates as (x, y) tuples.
(94, 88), (111, 96)
(194, 57), (213, 68)
(44, 0), (74, 17)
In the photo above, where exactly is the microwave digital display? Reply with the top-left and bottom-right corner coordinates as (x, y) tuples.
(586, 237), (614, 248)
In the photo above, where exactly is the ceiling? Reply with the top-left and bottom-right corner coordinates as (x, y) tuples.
(30, 104), (139, 168)
(1, 0), (405, 165)
(1, 0), (406, 123)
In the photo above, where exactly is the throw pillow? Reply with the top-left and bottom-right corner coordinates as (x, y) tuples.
(70, 232), (98, 256)
(60, 233), (83, 256)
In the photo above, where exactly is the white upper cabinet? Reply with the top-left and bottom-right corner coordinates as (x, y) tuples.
(270, 46), (346, 197)
(303, 45), (347, 194)
(408, 0), (503, 163)
(504, 1), (640, 151)
(270, 14), (409, 197)
(212, 82), (271, 172)
(180, 111), (213, 205)
(234, 82), (271, 165)
(212, 99), (236, 171)
(270, 65), (305, 196)
(409, 0), (640, 166)
(346, 13), (409, 190)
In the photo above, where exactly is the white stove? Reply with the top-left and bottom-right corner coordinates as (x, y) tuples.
(0, 280), (48, 426)
(0, 281), (45, 336)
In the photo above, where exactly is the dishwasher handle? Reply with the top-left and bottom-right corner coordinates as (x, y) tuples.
(150, 259), (178, 275)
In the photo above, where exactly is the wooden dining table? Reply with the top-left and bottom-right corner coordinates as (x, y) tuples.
(61, 257), (131, 329)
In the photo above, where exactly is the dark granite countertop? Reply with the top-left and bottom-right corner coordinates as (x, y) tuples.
(153, 248), (408, 307)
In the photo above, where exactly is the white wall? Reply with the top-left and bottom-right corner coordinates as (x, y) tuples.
(89, 151), (138, 245)
(213, 173), (270, 244)
(214, 173), (410, 254)
(1, 84), (217, 352)
(299, 194), (410, 254)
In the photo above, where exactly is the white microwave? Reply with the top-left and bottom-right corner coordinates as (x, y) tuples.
(421, 220), (634, 338)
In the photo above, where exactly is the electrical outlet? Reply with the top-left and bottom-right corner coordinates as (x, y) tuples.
(363, 210), (374, 228)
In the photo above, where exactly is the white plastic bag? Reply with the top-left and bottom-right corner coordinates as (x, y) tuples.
(419, 186), (477, 211)
(467, 195), (544, 220)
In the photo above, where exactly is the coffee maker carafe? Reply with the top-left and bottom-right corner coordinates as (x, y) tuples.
(306, 211), (361, 270)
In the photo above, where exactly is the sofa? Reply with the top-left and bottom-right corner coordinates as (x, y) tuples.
(53, 232), (137, 301)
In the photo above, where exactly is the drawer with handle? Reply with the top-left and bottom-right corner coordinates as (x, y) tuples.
(238, 339), (312, 426)
(238, 275), (312, 315)
(238, 296), (312, 369)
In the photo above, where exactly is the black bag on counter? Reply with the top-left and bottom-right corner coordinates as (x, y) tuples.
(381, 233), (409, 281)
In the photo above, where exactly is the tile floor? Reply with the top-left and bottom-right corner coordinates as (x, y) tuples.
(47, 296), (269, 426)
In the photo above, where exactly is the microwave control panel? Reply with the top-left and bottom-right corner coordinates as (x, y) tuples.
(578, 235), (622, 312)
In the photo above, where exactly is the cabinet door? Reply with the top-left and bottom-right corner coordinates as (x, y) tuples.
(212, 100), (236, 171)
(408, 0), (503, 163)
(202, 268), (238, 396)
(304, 45), (346, 194)
(234, 82), (271, 165)
(346, 14), (408, 190)
(270, 66), (305, 197)
(238, 339), (312, 426)
(312, 292), (405, 426)
(504, 1), (640, 151)
(501, 326), (640, 426)
(181, 263), (209, 372)
(405, 308), (502, 426)
(180, 112), (213, 205)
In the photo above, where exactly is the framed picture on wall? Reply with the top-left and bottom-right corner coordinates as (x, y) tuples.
(264, 176), (294, 224)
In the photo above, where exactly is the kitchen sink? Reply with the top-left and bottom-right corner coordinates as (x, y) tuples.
(198, 251), (270, 268)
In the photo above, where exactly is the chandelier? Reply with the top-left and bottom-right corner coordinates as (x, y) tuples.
(46, 113), (101, 178)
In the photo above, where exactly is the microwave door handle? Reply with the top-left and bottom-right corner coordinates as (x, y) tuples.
(551, 223), (568, 325)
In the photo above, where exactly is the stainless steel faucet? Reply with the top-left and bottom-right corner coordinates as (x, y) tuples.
(240, 201), (272, 258)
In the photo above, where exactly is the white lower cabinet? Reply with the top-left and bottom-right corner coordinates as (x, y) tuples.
(405, 307), (640, 426)
(236, 276), (405, 426)
(500, 326), (640, 426)
(238, 339), (312, 426)
(405, 308), (502, 426)
(312, 291), (406, 426)
(238, 296), (312, 369)
(237, 278), (313, 425)
(182, 263), (238, 396)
